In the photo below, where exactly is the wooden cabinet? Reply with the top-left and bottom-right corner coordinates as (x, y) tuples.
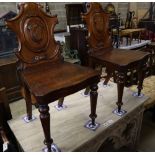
(0, 56), (22, 103)
(70, 27), (88, 66)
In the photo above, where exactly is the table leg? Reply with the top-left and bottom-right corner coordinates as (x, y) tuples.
(39, 104), (53, 152)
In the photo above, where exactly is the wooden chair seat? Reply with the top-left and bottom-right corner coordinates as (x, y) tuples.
(22, 61), (99, 103)
(91, 48), (148, 67)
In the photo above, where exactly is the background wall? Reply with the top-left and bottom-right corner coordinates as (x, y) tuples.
(0, 2), (151, 30)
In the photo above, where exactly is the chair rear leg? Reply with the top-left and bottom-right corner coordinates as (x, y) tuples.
(58, 97), (64, 107)
(137, 66), (144, 96)
(23, 85), (32, 120)
(103, 74), (111, 85)
(117, 82), (124, 113)
(103, 68), (111, 85)
(84, 86), (90, 95)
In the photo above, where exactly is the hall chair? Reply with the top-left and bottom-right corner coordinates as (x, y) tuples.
(6, 3), (100, 152)
(81, 3), (150, 116)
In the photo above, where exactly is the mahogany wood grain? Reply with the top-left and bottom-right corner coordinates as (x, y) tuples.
(6, 2), (100, 151)
(82, 2), (150, 113)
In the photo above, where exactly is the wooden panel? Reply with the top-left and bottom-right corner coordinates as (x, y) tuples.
(8, 82), (148, 152)
(0, 87), (12, 121)
(0, 56), (22, 103)
(70, 27), (88, 66)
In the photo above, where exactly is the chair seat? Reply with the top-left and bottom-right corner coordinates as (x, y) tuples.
(91, 48), (149, 67)
(22, 61), (99, 103)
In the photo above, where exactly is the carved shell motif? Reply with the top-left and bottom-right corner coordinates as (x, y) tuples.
(23, 17), (49, 52)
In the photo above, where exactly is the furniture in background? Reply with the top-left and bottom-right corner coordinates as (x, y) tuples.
(82, 2), (149, 116)
(6, 3), (100, 152)
(104, 3), (122, 48)
(0, 11), (22, 103)
(65, 3), (86, 31)
(56, 3), (88, 108)
(0, 56), (22, 103)
(125, 11), (135, 29)
(65, 3), (88, 66)
(0, 87), (11, 152)
(138, 2), (155, 42)
(119, 28), (146, 46)
(0, 87), (22, 152)
(0, 87), (13, 151)
(0, 11), (17, 58)
(0, 87), (12, 123)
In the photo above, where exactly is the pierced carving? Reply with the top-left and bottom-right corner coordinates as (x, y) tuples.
(115, 72), (126, 84)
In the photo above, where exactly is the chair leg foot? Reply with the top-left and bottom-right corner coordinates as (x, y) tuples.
(55, 97), (67, 111)
(112, 108), (127, 116)
(84, 86), (90, 96)
(42, 143), (61, 152)
(84, 120), (100, 131)
(23, 115), (36, 123)
(39, 104), (53, 152)
(58, 97), (64, 108)
(132, 92), (144, 98)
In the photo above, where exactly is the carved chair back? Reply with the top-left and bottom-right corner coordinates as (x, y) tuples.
(82, 3), (112, 53)
(6, 3), (62, 70)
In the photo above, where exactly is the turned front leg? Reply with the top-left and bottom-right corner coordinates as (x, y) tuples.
(39, 104), (53, 152)
(89, 84), (98, 126)
(23, 85), (32, 120)
(116, 72), (125, 113)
